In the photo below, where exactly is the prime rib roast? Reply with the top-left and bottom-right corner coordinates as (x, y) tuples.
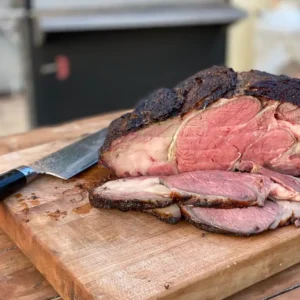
(89, 66), (300, 236)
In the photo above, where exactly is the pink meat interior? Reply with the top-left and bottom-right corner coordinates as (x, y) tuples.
(103, 96), (300, 177)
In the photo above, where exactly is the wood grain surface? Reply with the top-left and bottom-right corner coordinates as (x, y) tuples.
(0, 111), (127, 155)
(0, 229), (60, 300)
(0, 111), (125, 300)
(0, 113), (300, 300)
(1, 133), (300, 299)
(227, 262), (300, 300)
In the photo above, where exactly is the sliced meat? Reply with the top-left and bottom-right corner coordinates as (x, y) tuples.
(145, 204), (182, 224)
(89, 177), (181, 223)
(271, 201), (300, 228)
(181, 201), (282, 236)
(90, 170), (300, 235)
(90, 170), (274, 211)
(268, 175), (300, 203)
(239, 161), (300, 202)
(100, 66), (300, 177)
(89, 177), (174, 210)
(162, 171), (272, 208)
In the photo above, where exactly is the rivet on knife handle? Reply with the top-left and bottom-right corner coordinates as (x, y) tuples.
(0, 166), (38, 201)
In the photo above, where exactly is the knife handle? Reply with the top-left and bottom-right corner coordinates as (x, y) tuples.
(0, 166), (38, 201)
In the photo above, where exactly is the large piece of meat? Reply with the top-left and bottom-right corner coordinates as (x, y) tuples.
(90, 66), (300, 236)
(100, 66), (300, 177)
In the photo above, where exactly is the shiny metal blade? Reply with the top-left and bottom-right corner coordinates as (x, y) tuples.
(30, 127), (108, 179)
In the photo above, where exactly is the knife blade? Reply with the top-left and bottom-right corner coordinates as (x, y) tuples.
(0, 127), (108, 201)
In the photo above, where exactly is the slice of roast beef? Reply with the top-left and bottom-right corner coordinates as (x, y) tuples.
(261, 170), (300, 202)
(181, 201), (287, 236)
(89, 176), (182, 223)
(89, 177), (174, 210)
(158, 201), (300, 229)
(99, 66), (300, 177)
(162, 170), (272, 208)
(89, 170), (273, 210)
(145, 204), (182, 224)
(271, 201), (300, 228)
(239, 161), (300, 202)
(89, 171), (300, 234)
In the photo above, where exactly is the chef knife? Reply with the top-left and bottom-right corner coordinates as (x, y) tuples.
(0, 127), (108, 201)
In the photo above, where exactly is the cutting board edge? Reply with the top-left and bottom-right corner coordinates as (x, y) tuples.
(156, 230), (300, 300)
(0, 203), (95, 300)
(2, 199), (300, 300)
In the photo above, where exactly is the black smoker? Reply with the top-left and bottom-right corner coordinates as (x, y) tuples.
(23, 1), (245, 127)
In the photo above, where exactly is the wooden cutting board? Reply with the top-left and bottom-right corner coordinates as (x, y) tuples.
(1, 124), (300, 300)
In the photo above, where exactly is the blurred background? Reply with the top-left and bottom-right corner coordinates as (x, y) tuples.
(0, 0), (299, 136)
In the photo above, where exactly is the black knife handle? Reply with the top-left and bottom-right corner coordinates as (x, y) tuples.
(0, 166), (38, 201)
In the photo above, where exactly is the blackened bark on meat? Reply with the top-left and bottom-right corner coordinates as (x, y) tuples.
(145, 210), (182, 224)
(182, 198), (258, 209)
(237, 70), (300, 105)
(134, 88), (182, 119)
(100, 65), (300, 153)
(89, 190), (174, 211)
(101, 88), (181, 152)
(175, 65), (238, 113)
(125, 88), (182, 131)
(184, 220), (257, 237)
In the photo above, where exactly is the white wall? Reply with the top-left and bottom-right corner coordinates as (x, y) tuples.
(227, 0), (300, 76)
(0, 0), (23, 93)
(226, 0), (273, 71)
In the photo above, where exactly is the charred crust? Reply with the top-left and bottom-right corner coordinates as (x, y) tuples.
(145, 210), (182, 224)
(100, 66), (300, 155)
(175, 65), (238, 112)
(134, 88), (183, 121)
(182, 198), (257, 209)
(237, 70), (300, 105)
(100, 113), (132, 154)
(101, 88), (182, 153)
(186, 220), (259, 237)
(89, 190), (174, 211)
